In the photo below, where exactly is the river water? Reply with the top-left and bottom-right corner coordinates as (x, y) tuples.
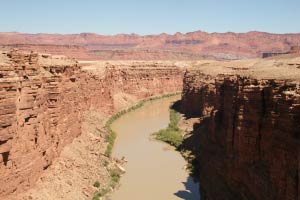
(111, 96), (200, 200)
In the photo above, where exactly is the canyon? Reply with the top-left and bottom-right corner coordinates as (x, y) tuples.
(1, 44), (300, 200)
(1, 31), (300, 60)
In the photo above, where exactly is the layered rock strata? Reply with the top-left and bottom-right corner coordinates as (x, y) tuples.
(0, 50), (183, 198)
(181, 58), (300, 200)
(1, 31), (300, 60)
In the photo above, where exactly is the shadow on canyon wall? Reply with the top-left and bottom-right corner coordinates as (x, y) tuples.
(171, 100), (254, 200)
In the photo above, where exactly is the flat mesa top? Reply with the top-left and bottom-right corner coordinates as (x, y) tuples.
(189, 56), (300, 81)
(1, 49), (300, 81)
(0, 50), (77, 67)
(38, 54), (77, 66)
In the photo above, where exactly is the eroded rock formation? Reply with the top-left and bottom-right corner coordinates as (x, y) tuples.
(181, 58), (300, 200)
(0, 50), (183, 198)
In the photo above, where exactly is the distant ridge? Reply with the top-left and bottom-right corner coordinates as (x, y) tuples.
(1, 31), (300, 60)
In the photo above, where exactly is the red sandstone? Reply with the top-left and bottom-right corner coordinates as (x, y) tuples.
(181, 57), (300, 200)
(0, 31), (300, 60)
(0, 50), (183, 198)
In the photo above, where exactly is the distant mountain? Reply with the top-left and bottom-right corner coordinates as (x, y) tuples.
(0, 31), (299, 60)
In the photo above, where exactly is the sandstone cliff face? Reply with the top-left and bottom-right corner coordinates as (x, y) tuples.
(181, 59), (300, 200)
(0, 51), (183, 197)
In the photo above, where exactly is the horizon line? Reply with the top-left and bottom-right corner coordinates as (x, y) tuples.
(1, 30), (300, 36)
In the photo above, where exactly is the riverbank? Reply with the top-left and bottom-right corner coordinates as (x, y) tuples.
(109, 95), (200, 200)
(104, 92), (182, 157)
(93, 92), (181, 200)
(153, 102), (200, 181)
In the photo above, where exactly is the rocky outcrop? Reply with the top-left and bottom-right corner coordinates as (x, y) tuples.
(0, 50), (183, 198)
(181, 58), (300, 200)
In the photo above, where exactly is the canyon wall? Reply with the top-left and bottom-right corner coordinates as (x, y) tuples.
(0, 50), (183, 197)
(181, 58), (300, 200)
(1, 44), (212, 60)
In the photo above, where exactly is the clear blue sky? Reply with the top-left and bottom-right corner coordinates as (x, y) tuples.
(1, 0), (299, 35)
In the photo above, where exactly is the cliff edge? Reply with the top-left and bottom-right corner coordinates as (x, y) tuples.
(181, 57), (300, 199)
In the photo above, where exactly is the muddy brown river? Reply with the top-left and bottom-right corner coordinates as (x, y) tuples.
(111, 96), (200, 200)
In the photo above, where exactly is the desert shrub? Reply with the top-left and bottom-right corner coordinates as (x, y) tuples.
(154, 109), (183, 148)
(109, 169), (121, 188)
(93, 181), (100, 188)
(156, 129), (183, 148)
(92, 192), (101, 200)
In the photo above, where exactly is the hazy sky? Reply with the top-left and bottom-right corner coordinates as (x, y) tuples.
(1, 0), (299, 35)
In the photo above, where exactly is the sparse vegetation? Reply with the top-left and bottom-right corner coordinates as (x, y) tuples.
(109, 168), (121, 189)
(154, 104), (199, 179)
(93, 181), (100, 188)
(92, 188), (109, 200)
(92, 193), (100, 200)
(91, 167), (122, 200)
(103, 160), (109, 167)
(104, 127), (116, 157)
(154, 109), (183, 148)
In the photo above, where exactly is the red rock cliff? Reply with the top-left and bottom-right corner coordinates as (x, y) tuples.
(181, 58), (300, 200)
(0, 50), (183, 197)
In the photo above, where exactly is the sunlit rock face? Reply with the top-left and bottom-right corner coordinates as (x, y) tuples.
(0, 50), (183, 197)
